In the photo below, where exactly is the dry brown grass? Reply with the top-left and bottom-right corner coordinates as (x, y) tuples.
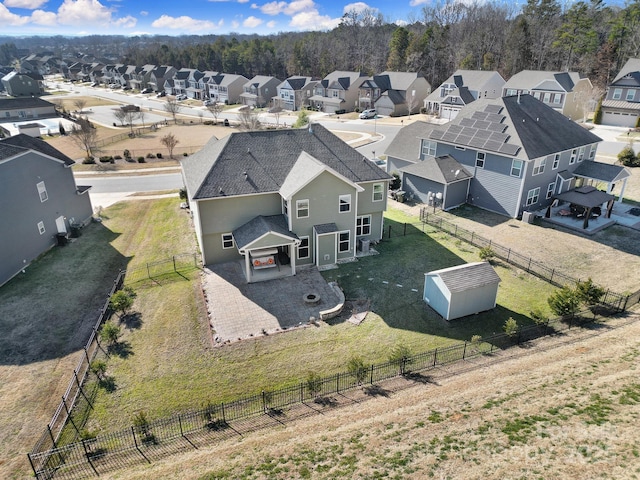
(97, 313), (640, 480)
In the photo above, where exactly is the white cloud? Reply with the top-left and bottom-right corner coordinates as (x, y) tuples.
(30, 9), (58, 25)
(57, 0), (112, 26)
(151, 14), (216, 31)
(266, 20), (277, 28)
(140, 10), (149, 16)
(343, 2), (370, 14)
(113, 15), (137, 28)
(243, 15), (263, 28)
(290, 10), (340, 30)
(238, 0), (250, 3)
(260, 0), (315, 16)
(0, 4), (29, 26)
(409, 0), (429, 5)
(231, 20), (240, 28)
(4, 0), (47, 8)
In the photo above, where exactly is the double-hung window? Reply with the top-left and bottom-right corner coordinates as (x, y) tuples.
(510, 159), (523, 177)
(298, 236), (309, 259)
(296, 199), (309, 218)
(356, 215), (371, 236)
(532, 158), (546, 176)
(221, 233), (234, 249)
(476, 152), (485, 168)
(421, 140), (436, 157)
(546, 182), (555, 199)
(612, 88), (622, 100)
(627, 89), (636, 101)
(552, 154), (560, 170)
(372, 183), (384, 202)
(526, 187), (540, 206)
(570, 149), (577, 164)
(338, 231), (350, 253)
(37, 221), (45, 235)
(578, 146), (585, 162)
(339, 194), (351, 213)
(37, 181), (48, 202)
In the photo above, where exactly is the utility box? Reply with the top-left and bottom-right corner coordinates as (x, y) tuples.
(358, 238), (370, 253)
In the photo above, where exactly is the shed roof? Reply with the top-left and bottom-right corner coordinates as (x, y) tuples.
(426, 261), (501, 294)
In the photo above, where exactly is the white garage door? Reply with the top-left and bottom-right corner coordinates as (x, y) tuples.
(440, 105), (459, 121)
(602, 110), (637, 127)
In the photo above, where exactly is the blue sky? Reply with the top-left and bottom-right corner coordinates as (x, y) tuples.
(0, 0), (432, 36)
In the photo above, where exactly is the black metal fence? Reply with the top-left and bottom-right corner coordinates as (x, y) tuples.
(123, 253), (200, 284)
(418, 209), (639, 312)
(28, 309), (606, 480)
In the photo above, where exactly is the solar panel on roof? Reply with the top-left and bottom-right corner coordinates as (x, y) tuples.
(441, 132), (458, 142)
(456, 134), (474, 144)
(459, 118), (476, 127)
(486, 113), (505, 123)
(486, 122), (504, 132)
(473, 129), (492, 139)
(484, 140), (503, 151)
(447, 125), (464, 134)
(474, 120), (490, 130)
(430, 130), (444, 140)
(484, 104), (503, 114)
(489, 132), (509, 143)
(499, 144), (520, 156)
(471, 111), (488, 120)
(468, 137), (486, 148)
(460, 127), (477, 137)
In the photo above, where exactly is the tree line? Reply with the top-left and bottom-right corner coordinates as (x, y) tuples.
(2, 0), (639, 89)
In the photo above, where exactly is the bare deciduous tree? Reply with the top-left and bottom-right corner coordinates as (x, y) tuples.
(163, 98), (182, 124)
(70, 116), (98, 159)
(160, 133), (179, 158)
(206, 102), (223, 124)
(72, 97), (88, 113)
(238, 107), (262, 131)
(573, 84), (605, 123)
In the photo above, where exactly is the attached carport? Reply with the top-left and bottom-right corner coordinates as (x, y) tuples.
(400, 155), (472, 210)
(233, 215), (300, 283)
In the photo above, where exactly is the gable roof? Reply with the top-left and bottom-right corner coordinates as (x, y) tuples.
(401, 155), (472, 184)
(373, 71), (424, 91)
(573, 161), (631, 183)
(233, 214), (298, 251)
(385, 120), (438, 162)
(612, 58), (640, 83)
(426, 70), (504, 102)
(183, 124), (391, 200)
(503, 70), (581, 92)
(426, 261), (501, 293)
(0, 134), (75, 165)
(428, 95), (601, 160)
(0, 97), (54, 110)
(282, 76), (311, 91)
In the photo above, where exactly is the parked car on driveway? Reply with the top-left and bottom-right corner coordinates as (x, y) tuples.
(176, 94), (187, 101)
(359, 109), (377, 119)
(156, 91), (166, 97)
(141, 88), (153, 94)
(203, 99), (213, 106)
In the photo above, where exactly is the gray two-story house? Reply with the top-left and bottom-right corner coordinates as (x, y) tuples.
(0, 135), (93, 287)
(240, 75), (281, 108)
(1, 71), (45, 97)
(182, 124), (391, 282)
(308, 71), (367, 113)
(205, 73), (247, 104)
(387, 94), (609, 219)
(276, 76), (318, 111)
(601, 58), (640, 127)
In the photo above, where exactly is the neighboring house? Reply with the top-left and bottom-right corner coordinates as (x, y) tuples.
(148, 65), (176, 94)
(387, 94), (614, 219)
(186, 69), (206, 100)
(171, 68), (193, 97)
(601, 58), (640, 127)
(181, 124), (392, 282)
(360, 71), (431, 117)
(1, 71), (45, 96)
(502, 70), (594, 121)
(129, 64), (156, 91)
(205, 73), (247, 104)
(0, 134), (93, 287)
(423, 262), (501, 320)
(239, 75), (282, 108)
(309, 71), (367, 113)
(276, 76), (318, 111)
(0, 97), (57, 122)
(423, 70), (505, 121)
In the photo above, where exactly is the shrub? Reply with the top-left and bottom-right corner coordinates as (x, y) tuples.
(388, 343), (412, 365)
(146, 153), (156, 158)
(547, 285), (581, 317)
(82, 156), (95, 164)
(109, 286), (137, 316)
(183, 152), (188, 156)
(503, 317), (518, 337)
(123, 149), (131, 159)
(575, 278), (605, 306)
(347, 356), (367, 385)
(471, 334), (482, 344)
(529, 309), (548, 325)
(389, 172), (401, 190)
(137, 156), (145, 163)
(617, 145), (639, 167)
(99, 156), (113, 163)
(478, 246), (496, 262)
(592, 97), (603, 124)
(156, 153), (163, 159)
(90, 359), (107, 379)
(99, 321), (121, 345)
(114, 155), (122, 160)
(305, 371), (322, 398)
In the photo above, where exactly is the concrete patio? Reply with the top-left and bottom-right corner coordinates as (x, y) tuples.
(540, 201), (640, 234)
(202, 262), (341, 344)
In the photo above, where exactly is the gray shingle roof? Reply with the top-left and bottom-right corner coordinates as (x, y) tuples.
(183, 124), (391, 200)
(0, 97), (54, 110)
(428, 95), (601, 160)
(233, 214), (297, 250)
(385, 121), (438, 163)
(427, 261), (501, 293)
(401, 155), (472, 184)
(612, 58), (640, 83)
(1, 134), (74, 165)
(573, 161), (630, 183)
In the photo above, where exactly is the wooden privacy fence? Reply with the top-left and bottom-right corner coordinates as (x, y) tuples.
(28, 310), (612, 480)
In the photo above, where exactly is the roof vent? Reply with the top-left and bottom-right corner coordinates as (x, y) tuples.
(308, 123), (314, 134)
(243, 171), (248, 179)
(247, 147), (250, 153)
(219, 187), (223, 194)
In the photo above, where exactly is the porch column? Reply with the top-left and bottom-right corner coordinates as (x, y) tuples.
(245, 252), (252, 283)
(616, 178), (628, 204)
(290, 242), (296, 276)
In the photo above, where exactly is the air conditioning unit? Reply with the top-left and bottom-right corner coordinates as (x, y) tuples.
(521, 211), (535, 224)
(358, 238), (370, 253)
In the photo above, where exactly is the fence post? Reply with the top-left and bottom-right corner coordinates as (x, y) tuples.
(370, 364), (374, 384)
(471, 232), (474, 244)
(527, 258), (532, 272)
(463, 342), (467, 360)
(173, 256), (176, 272)
(131, 426), (138, 449)
(27, 453), (38, 480)
(262, 391), (267, 413)
(507, 249), (511, 263)
(84, 347), (91, 365)
(550, 269), (554, 283)
(74, 370), (92, 408)
(221, 403), (226, 424)
(178, 414), (183, 437)
(147, 263), (151, 279)
(400, 356), (406, 376)
(47, 425), (57, 449)
(403, 223), (407, 236)
(336, 373), (340, 393)
(61, 396), (79, 434)
(433, 348), (437, 367)
(388, 225), (391, 238)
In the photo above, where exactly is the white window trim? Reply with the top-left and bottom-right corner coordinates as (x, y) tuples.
(421, 140), (436, 157)
(510, 159), (523, 177)
(356, 215), (371, 236)
(339, 194), (351, 213)
(296, 199), (309, 219)
(532, 157), (546, 176)
(372, 183), (384, 202)
(570, 149), (577, 164)
(221, 233), (234, 249)
(626, 89), (636, 101)
(526, 187), (540, 206)
(546, 182), (555, 199)
(37, 221), (45, 235)
(37, 181), (48, 202)
(338, 230), (350, 253)
(552, 154), (560, 170)
(298, 236), (310, 259)
(612, 88), (622, 100)
(476, 151), (486, 168)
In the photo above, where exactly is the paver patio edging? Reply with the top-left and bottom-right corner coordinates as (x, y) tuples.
(319, 282), (345, 320)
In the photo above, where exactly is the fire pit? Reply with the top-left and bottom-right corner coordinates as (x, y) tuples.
(303, 293), (320, 305)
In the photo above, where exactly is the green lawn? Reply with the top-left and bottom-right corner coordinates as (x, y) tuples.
(80, 202), (557, 433)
